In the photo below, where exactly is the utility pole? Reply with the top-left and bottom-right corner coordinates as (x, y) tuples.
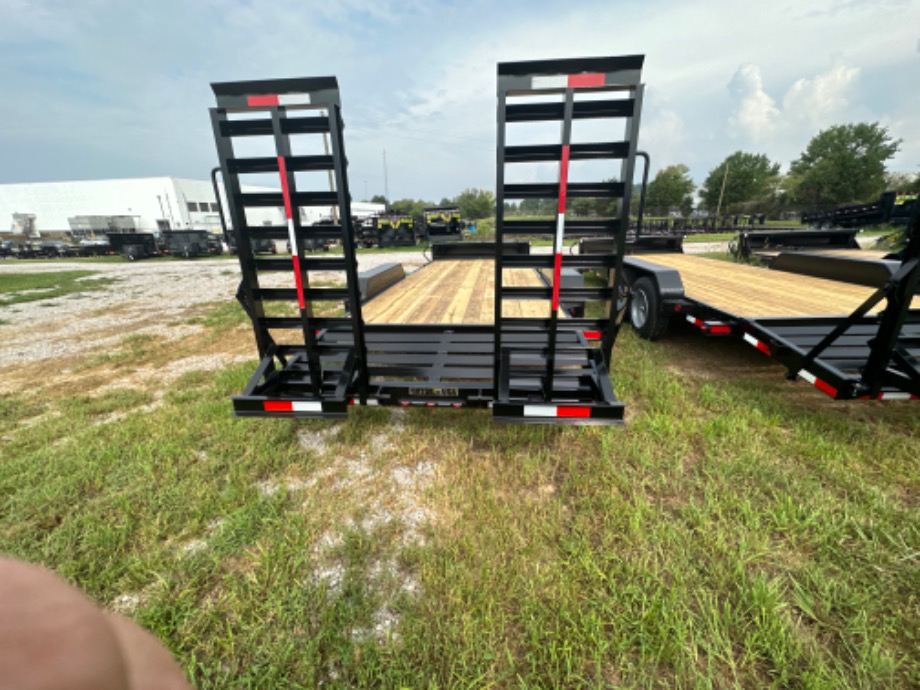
(715, 161), (730, 219)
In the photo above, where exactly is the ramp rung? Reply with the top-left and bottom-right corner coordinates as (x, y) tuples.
(505, 99), (635, 123)
(253, 257), (347, 271)
(503, 182), (625, 200)
(228, 155), (334, 174)
(505, 142), (630, 163)
(502, 218), (620, 236)
(248, 225), (344, 241)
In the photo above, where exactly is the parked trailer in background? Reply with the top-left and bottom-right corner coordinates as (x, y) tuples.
(421, 206), (463, 242)
(107, 232), (159, 260)
(161, 229), (211, 257)
(357, 215), (417, 248)
(801, 191), (918, 229)
(607, 209), (920, 401)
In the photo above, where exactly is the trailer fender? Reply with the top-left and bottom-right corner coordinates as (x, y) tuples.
(621, 257), (685, 301)
(621, 257), (685, 340)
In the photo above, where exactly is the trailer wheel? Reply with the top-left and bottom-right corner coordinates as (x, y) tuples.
(629, 276), (669, 340)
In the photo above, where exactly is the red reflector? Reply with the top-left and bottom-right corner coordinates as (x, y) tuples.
(277, 156), (293, 219)
(568, 73), (605, 88)
(348, 399), (356, 406)
(248, 94), (279, 107)
(674, 304), (682, 312)
(710, 325), (731, 335)
(400, 401), (411, 407)
(291, 254), (306, 310)
(814, 378), (838, 398)
(552, 253), (563, 310)
(264, 400), (293, 412)
(557, 406), (591, 418)
(582, 330), (602, 340)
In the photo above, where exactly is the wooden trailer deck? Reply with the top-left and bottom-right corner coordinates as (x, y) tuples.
(362, 259), (552, 324)
(637, 253), (920, 318)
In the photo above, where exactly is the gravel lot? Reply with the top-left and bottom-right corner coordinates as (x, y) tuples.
(0, 243), (727, 374)
(0, 252), (430, 371)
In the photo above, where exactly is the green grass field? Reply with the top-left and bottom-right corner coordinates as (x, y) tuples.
(1, 301), (917, 688)
(0, 270), (116, 306)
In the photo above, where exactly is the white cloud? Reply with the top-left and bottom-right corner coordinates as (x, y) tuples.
(782, 65), (859, 127)
(724, 62), (871, 170)
(640, 108), (689, 171)
(2, 0), (920, 196)
(727, 64), (780, 142)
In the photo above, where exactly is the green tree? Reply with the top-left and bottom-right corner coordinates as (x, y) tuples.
(700, 152), (780, 212)
(644, 164), (695, 216)
(370, 194), (388, 206)
(454, 188), (496, 220)
(790, 122), (901, 208)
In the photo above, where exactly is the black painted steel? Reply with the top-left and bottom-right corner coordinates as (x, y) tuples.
(210, 76), (366, 413)
(492, 55), (645, 421)
(212, 62), (648, 424)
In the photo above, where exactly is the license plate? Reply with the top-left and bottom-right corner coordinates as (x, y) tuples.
(408, 387), (459, 397)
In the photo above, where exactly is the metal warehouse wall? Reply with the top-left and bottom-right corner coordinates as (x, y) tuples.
(0, 178), (189, 234)
(0, 177), (387, 236)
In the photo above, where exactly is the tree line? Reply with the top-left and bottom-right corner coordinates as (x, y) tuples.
(368, 122), (917, 221)
(367, 189), (496, 224)
(644, 122), (915, 217)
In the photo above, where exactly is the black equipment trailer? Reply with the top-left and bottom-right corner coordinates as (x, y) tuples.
(357, 215), (417, 248)
(421, 206), (463, 242)
(107, 232), (159, 260)
(801, 191), (918, 228)
(614, 211), (920, 401)
(209, 55), (645, 424)
(162, 229), (212, 257)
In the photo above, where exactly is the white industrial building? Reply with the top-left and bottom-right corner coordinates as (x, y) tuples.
(0, 177), (383, 237)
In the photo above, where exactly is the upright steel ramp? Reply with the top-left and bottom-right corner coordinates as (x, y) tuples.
(492, 56), (645, 424)
(210, 77), (368, 418)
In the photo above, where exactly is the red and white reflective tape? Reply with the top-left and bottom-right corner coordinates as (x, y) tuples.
(277, 156), (306, 310)
(532, 73), (606, 90)
(743, 332), (771, 356)
(858, 392), (919, 401)
(552, 144), (571, 311)
(797, 370), (838, 398)
(686, 315), (731, 335)
(523, 404), (591, 418)
(247, 93), (312, 107)
(263, 400), (323, 413)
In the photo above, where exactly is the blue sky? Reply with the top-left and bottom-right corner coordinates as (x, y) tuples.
(1, 0), (918, 201)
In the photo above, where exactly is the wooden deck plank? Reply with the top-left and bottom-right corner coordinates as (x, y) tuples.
(363, 259), (555, 324)
(636, 253), (919, 318)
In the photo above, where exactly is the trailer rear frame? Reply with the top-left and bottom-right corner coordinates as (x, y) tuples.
(210, 56), (646, 425)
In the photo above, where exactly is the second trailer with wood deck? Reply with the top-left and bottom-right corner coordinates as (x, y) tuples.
(614, 219), (920, 400)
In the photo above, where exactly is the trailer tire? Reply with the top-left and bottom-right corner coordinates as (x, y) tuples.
(629, 276), (669, 340)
